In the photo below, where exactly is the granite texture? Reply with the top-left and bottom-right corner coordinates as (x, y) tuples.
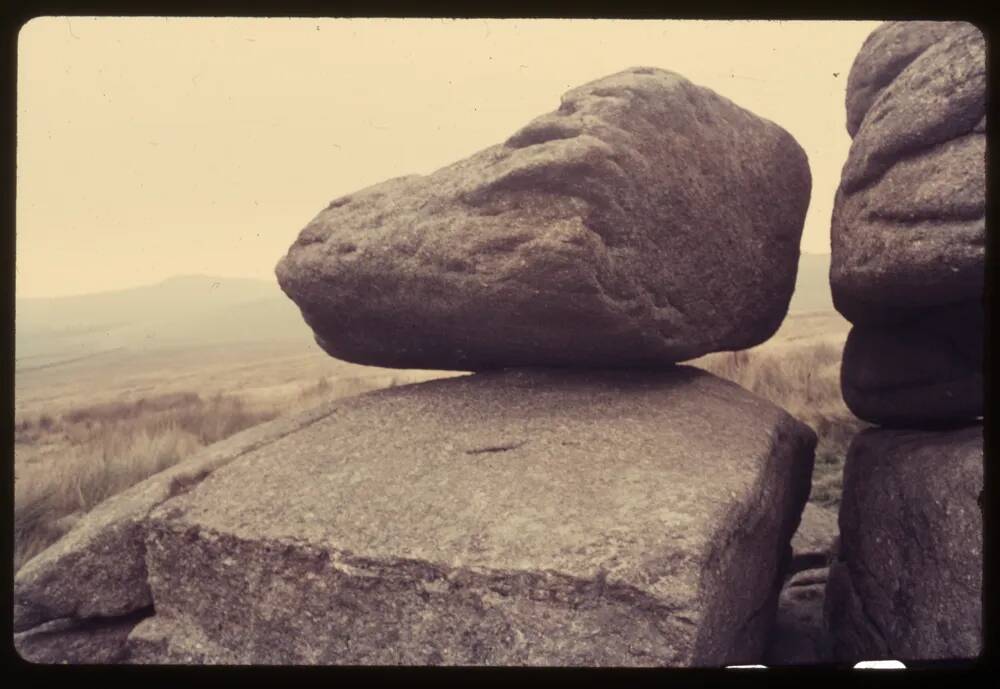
(128, 368), (816, 666)
(831, 22), (985, 325)
(845, 21), (974, 137)
(825, 425), (983, 662)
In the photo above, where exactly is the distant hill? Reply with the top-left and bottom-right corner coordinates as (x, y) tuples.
(15, 254), (835, 369)
(17, 275), (282, 331)
(15, 275), (313, 368)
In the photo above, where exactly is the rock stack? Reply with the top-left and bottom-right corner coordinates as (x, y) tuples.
(15, 67), (818, 666)
(824, 22), (985, 663)
(831, 20), (985, 427)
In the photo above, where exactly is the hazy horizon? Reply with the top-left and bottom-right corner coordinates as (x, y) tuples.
(17, 17), (879, 299)
(15, 249), (835, 302)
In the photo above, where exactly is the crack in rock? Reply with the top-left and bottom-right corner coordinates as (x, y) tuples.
(465, 440), (529, 455)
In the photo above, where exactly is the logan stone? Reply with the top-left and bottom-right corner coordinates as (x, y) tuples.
(276, 67), (811, 370)
(127, 368), (816, 666)
(825, 425), (982, 662)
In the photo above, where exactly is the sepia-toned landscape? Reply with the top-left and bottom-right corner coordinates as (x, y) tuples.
(12, 17), (982, 669)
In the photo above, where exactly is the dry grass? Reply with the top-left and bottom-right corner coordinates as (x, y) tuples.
(12, 374), (420, 572)
(693, 339), (868, 509)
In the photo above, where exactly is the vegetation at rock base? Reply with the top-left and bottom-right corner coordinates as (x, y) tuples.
(14, 314), (858, 573)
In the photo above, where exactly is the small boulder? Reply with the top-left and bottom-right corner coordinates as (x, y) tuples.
(276, 67), (812, 370)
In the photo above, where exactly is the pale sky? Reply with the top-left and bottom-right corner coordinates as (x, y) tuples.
(17, 17), (881, 298)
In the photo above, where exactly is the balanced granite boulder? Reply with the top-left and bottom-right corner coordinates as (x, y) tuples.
(276, 67), (812, 370)
(831, 22), (985, 325)
(126, 367), (816, 666)
(840, 302), (983, 427)
(825, 424), (983, 662)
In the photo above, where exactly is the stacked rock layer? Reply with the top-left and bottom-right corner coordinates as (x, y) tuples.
(826, 21), (985, 663)
(830, 20), (985, 427)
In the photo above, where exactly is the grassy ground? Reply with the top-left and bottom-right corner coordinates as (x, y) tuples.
(14, 312), (860, 572)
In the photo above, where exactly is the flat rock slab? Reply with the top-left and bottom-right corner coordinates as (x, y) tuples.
(831, 22), (985, 324)
(825, 425), (982, 662)
(129, 368), (815, 666)
(840, 303), (983, 427)
(276, 67), (811, 370)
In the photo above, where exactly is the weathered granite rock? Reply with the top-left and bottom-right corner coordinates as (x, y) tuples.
(276, 67), (812, 371)
(763, 568), (833, 666)
(845, 21), (973, 137)
(825, 425), (982, 662)
(128, 367), (816, 666)
(831, 22), (985, 324)
(789, 503), (839, 574)
(840, 302), (983, 427)
(14, 610), (151, 665)
(13, 400), (340, 633)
